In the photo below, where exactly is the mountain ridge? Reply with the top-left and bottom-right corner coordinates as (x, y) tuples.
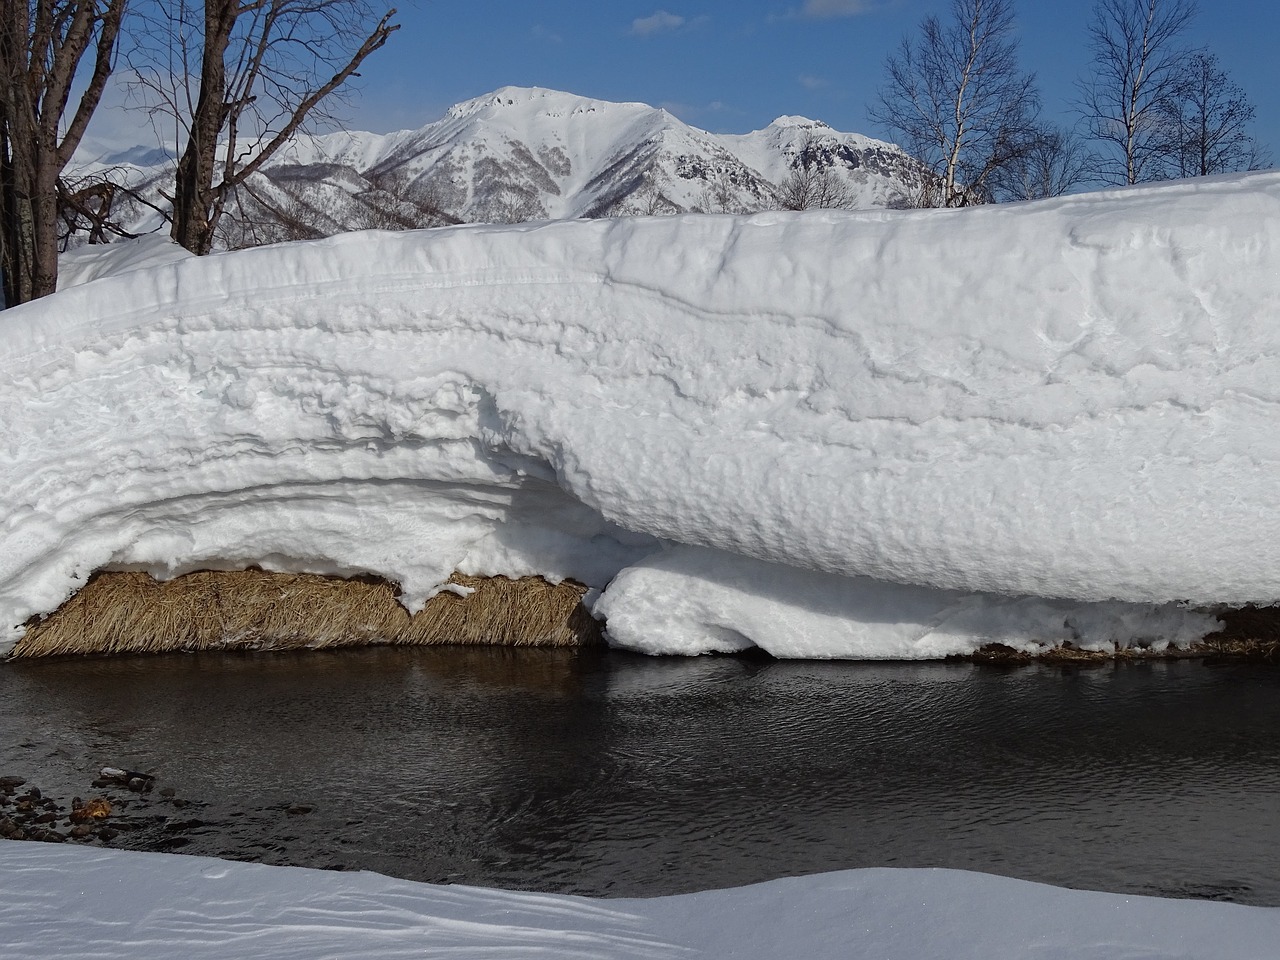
(70, 85), (931, 247)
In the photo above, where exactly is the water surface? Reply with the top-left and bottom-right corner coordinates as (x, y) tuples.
(2, 648), (1278, 904)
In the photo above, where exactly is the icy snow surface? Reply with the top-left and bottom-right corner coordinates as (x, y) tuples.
(3, 172), (1280, 656)
(2, 845), (1277, 960)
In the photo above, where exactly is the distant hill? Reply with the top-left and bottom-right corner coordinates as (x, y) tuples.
(68, 86), (932, 248)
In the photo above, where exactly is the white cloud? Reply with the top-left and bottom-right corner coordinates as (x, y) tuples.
(801, 0), (873, 17)
(798, 74), (828, 90)
(630, 10), (686, 36)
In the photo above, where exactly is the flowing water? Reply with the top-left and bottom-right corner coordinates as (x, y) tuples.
(2, 648), (1279, 904)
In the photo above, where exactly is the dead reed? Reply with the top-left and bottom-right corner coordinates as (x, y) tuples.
(12, 569), (602, 658)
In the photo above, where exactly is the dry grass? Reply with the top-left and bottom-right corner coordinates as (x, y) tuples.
(13, 570), (602, 659)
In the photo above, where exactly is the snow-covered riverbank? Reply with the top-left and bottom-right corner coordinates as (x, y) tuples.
(2, 844), (1276, 959)
(4, 171), (1279, 657)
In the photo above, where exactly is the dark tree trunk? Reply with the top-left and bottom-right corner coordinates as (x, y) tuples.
(0, 0), (126, 306)
(171, 1), (235, 256)
(166, 1), (398, 256)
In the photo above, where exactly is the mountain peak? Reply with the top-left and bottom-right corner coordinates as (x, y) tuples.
(444, 86), (645, 122)
(768, 116), (830, 131)
(448, 85), (555, 117)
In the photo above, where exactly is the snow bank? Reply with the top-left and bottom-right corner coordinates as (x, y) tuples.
(4, 172), (1280, 657)
(56, 235), (193, 290)
(596, 545), (1216, 658)
(2, 845), (1276, 959)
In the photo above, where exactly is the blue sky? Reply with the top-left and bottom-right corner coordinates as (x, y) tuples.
(341, 0), (1279, 160)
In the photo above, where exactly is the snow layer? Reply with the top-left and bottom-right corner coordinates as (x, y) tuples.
(2, 845), (1277, 960)
(4, 172), (1280, 656)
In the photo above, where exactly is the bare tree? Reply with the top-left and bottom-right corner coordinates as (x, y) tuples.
(480, 183), (544, 224)
(870, 0), (1040, 208)
(1159, 50), (1269, 178)
(774, 131), (856, 211)
(56, 172), (170, 246)
(694, 179), (752, 215)
(991, 127), (1093, 200)
(599, 175), (677, 218)
(0, 0), (127, 305)
(1078, 0), (1198, 185)
(129, 0), (399, 255)
(360, 171), (461, 229)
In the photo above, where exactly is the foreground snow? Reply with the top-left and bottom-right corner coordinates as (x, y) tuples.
(1, 845), (1274, 959)
(4, 172), (1280, 657)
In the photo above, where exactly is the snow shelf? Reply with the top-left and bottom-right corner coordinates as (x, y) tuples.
(3, 171), (1279, 657)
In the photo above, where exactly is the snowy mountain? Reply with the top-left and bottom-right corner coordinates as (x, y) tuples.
(70, 86), (930, 246)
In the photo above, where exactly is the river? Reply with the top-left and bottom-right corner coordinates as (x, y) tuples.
(2, 648), (1278, 904)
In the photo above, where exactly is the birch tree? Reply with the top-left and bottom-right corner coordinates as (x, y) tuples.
(870, 0), (1040, 207)
(1078, 0), (1198, 185)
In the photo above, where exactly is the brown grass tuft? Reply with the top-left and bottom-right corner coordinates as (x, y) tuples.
(12, 570), (602, 658)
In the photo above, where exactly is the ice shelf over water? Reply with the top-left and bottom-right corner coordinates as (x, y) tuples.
(3, 172), (1280, 657)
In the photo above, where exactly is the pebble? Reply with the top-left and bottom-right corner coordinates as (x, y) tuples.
(0, 771), (217, 858)
(70, 797), (113, 823)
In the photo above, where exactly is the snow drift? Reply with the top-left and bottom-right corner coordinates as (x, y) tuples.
(3, 172), (1279, 657)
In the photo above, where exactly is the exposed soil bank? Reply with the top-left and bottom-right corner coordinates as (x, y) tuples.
(959, 607), (1280, 664)
(13, 570), (601, 658)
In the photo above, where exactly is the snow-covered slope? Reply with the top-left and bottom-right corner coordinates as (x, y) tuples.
(4, 846), (1278, 960)
(342, 86), (775, 219)
(719, 115), (927, 208)
(69, 86), (928, 245)
(4, 172), (1279, 658)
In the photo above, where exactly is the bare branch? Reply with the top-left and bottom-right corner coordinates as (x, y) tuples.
(128, 0), (401, 254)
(1077, 0), (1199, 184)
(870, 0), (1040, 207)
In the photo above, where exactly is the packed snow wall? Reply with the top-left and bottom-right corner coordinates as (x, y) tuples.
(3, 171), (1279, 657)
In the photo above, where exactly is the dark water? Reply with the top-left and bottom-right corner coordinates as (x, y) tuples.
(3, 648), (1280, 904)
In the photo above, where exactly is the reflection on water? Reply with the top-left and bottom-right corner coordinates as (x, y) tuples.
(3, 648), (1280, 904)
